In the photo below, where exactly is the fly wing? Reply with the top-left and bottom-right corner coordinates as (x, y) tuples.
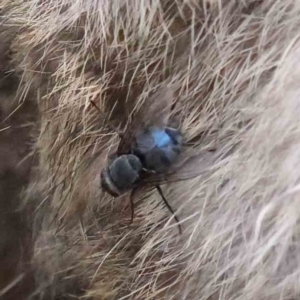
(117, 86), (174, 155)
(141, 149), (217, 186)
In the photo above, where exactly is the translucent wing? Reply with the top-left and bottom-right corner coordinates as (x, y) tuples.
(141, 149), (217, 186)
(117, 86), (174, 155)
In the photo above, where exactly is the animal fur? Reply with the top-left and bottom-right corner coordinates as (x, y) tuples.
(1, 0), (300, 299)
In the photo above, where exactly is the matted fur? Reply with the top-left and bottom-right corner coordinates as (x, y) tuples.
(1, 0), (300, 299)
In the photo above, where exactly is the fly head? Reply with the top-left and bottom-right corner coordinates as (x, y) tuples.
(101, 154), (142, 196)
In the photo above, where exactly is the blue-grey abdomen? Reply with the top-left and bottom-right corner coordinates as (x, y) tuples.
(133, 127), (182, 173)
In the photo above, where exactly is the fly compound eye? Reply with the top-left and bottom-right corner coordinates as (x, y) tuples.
(105, 155), (142, 193)
(126, 154), (142, 172)
(100, 169), (121, 197)
(101, 170), (117, 196)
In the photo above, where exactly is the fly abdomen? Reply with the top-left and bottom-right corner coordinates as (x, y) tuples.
(133, 126), (182, 173)
(143, 147), (180, 173)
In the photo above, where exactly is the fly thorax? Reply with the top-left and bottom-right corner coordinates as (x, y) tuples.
(143, 147), (179, 173)
(134, 129), (157, 155)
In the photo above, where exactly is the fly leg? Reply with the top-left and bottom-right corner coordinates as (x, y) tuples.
(128, 187), (139, 225)
(155, 185), (182, 234)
